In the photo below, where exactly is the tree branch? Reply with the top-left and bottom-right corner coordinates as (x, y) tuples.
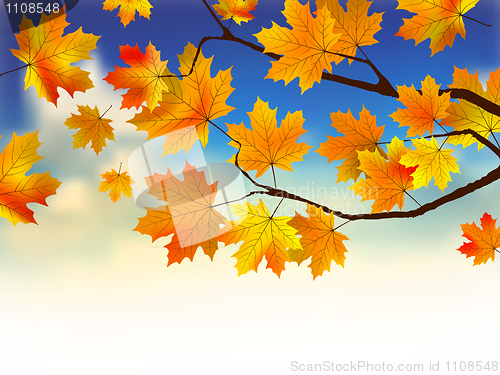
(229, 129), (500, 221)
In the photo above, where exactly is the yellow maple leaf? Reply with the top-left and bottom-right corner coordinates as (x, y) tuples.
(442, 67), (500, 150)
(134, 162), (225, 264)
(104, 42), (170, 112)
(64, 105), (115, 155)
(218, 199), (302, 277)
(10, 8), (100, 106)
(213, 0), (258, 25)
(395, 0), (480, 55)
(128, 42), (235, 155)
(254, 0), (342, 93)
(316, 0), (383, 64)
(103, 0), (152, 27)
(351, 136), (417, 213)
(226, 97), (313, 178)
(390, 75), (451, 137)
(400, 137), (460, 192)
(99, 168), (134, 203)
(288, 204), (349, 279)
(0, 131), (61, 226)
(316, 106), (387, 183)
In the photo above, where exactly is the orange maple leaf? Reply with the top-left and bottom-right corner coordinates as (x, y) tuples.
(316, 106), (387, 183)
(213, 0), (258, 25)
(390, 75), (451, 137)
(99, 168), (134, 203)
(218, 199), (301, 277)
(351, 136), (418, 213)
(135, 162), (225, 264)
(458, 213), (499, 265)
(64, 105), (115, 155)
(104, 42), (169, 112)
(395, 0), (480, 55)
(226, 97), (313, 178)
(441, 67), (500, 150)
(316, 0), (384, 64)
(288, 204), (349, 279)
(103, 0), (152, 27)
(254, 0), (342, 93)
(0, 131), (61, 225)
(128, 42), (235, 155)
(10, 7), (100, 106)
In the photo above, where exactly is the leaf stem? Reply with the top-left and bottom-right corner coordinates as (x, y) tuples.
(118, 162), (122, 175)
(333, 220), (351, 232)
(100, 104), (112, 119)
(272, 164), (277, 188)
(0, 64), (28, 78)
(271, 198), (285, 218)
(462, 14), (491, 27)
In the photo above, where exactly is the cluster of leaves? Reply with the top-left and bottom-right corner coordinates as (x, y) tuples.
(0, 0), (499, 279)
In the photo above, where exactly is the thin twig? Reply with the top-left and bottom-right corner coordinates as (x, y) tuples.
(0, 64), (28, 78)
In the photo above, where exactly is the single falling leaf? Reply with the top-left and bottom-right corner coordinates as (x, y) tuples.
(390, 75), (451, 137)
(64, 105), (115, 155)
(226, 97), (313, 178)
(316, 106), (387, 183)
(99, 168), (134, 203)
(103, 0), (152, 27)
(0, 131), (61, 226)
(10, 8), (100, 106)
(213, 0), (258, 25)
(128, 42), (235, 155)
(254, 0), (342, 93)
(458, 212), (499, 265)
(442, 67), (500, 150)
(218, 199), (301, 277)
(288, 204), (349, 279)
(134, 162), (225, 264)
(351, 136), (418, 213)
(104, 42), (170, 112)
(316, 0), (384, 64)
(400, 137), (460, 192)
(395, 0), (480, 55)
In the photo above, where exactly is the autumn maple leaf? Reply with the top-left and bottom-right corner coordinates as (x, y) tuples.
(213, 0), (258, 25)
(104, 42), (169, 112)
(441, 67), (500, 150)
(10, 7), (100, 106)
(316, 106), (387, 183)
(399, 137), (460, 192)
(316, 0), (384, 64)
(390, 75), (451, 137)
(458, 213), (499, 265)
(99, 168), (134, 203)
(254, 0), (342, 93)
(226, 97), (313, 178)
(351, 136), (418, 213)
(218, 199), (301, 277)
(103, 0), (152, 27)
(0, 131), (61, 225)
(134, 162), (225, 264)
(128, 42), (235, 155)
(395, 0), (480, 55)
(288, 204), (349, 279)
(64, 105), (115, 155)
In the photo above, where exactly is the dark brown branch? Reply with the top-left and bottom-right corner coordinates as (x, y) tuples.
(231, 129), (500, 221)
(443, 88), (500, 118)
